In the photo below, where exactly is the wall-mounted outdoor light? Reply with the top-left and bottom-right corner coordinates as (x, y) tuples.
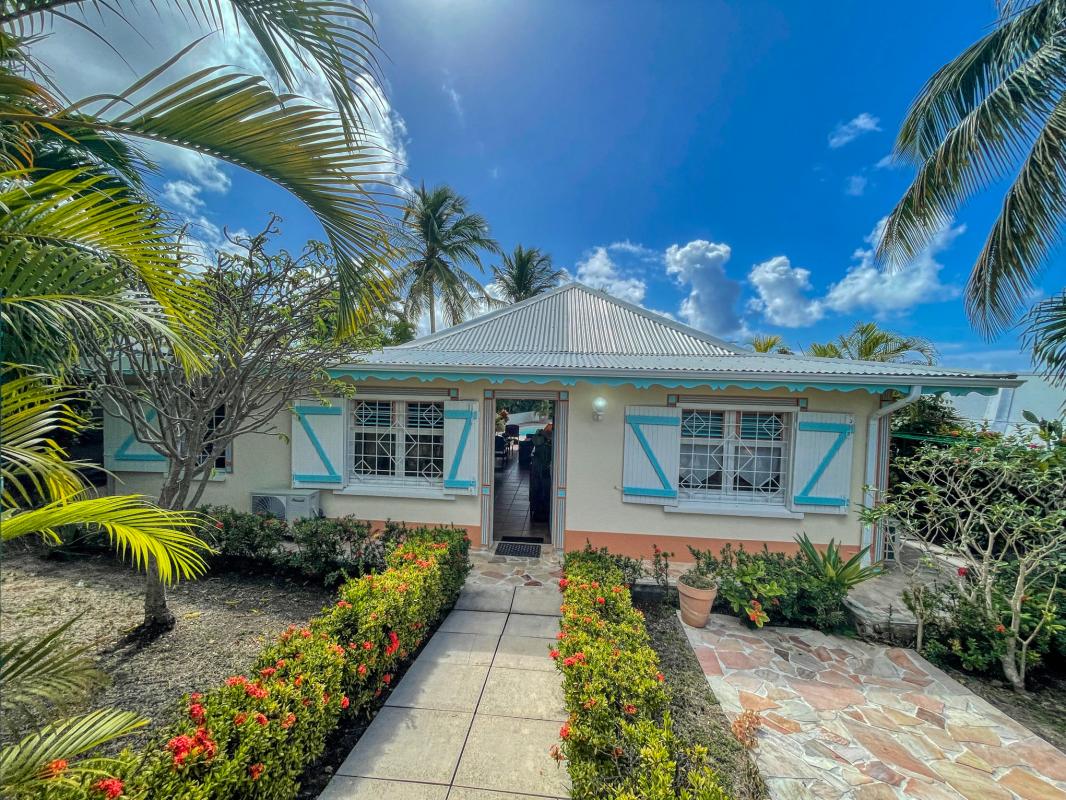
(592, 395), (608, 421)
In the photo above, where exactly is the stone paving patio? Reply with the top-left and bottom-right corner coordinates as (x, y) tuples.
(683, 613), (1066, 800)
(320, 580), (569, 800)
(466, 547), (564, 588)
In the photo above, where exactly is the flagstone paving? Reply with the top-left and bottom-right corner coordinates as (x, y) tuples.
(320, 580), (569, 800)
(683, 613), (1066, 800)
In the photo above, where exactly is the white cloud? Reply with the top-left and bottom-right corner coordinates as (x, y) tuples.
(573, 247), (647, 305)
(442, 77), (464, 122)
(747, 256), (825, 327)
(845, 174), (868, 196)
(828, 112), (881, 148)
(823, 218), (963, 316)
(746, 218), (964, 328)
(664, 240), (745, 337)
(181, 216), (250, 268)
(874, 153), (896, 169)
(162, 179), (205, 213)
(607, 240), (660, 261)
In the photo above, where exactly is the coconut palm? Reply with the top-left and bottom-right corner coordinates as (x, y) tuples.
(877, 0), (1065, 342)
(397, 184), (500, 333)
(491, 245), (565, 303)
(747, 334), (792, 354)
(807, 322), (938, 364)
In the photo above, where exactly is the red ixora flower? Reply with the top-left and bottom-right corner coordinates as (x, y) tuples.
(234, 712), (248, 725)
(188, 703), (205, 723)
(995, 624), (1007, 634)
(336, 600), (352, 609)
(559, 722), (571, 740)
(558, 578), (569, 590)
(656, 672), (665, 682)
(93, 777), (125, 799)
(281, 712), (296, 729)
(249, 763), (265, 781)
(357, 663), (368, 676)
(214, 521), (224, 530)
(341, 695), (350, 709)
(596, 597), (606, 605)
(362, 640), (373, 651)
(384, 630), (400, 657)
(382, 673), (392, 685)
(549, 649), (560, 660)
(44, 759), (68, 779)
(623, 704), (637, 715)
(957, 567), (969, 577)
(255, 713), (269, 726)
(245, 682), (269, 700)
(225, 675), (248, 687)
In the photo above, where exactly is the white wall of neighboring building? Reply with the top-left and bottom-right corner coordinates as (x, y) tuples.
(947, 374), (1065, 437)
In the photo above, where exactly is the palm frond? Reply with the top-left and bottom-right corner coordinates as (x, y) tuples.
(0, 709), (145, 791)
(0, 169), (199, 327)
(0, 236), (202, 369)
(0, 373), (86, 507)
(0, 617), (101, 716)
(1, 495), (210, 584)
(1, 0), (383, 141)
(968, 96), (1066, 333)
(1025, 289), (1066, 388)
(1, 62), (395, 331)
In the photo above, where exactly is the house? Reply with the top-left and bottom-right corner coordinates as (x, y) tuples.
(103, 283), (1020, 562)
(948, 373), (1064, 438)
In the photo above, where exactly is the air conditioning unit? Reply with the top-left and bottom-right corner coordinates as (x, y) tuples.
(250, 489), (320, 522)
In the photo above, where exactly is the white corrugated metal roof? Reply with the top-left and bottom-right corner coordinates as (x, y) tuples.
(338, 282), (1020, 390)
(392, 282), (742, 356)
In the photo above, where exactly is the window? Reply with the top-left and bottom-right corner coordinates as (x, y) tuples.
(198, 405), (231, 472)
(679, 409), (790, 505)
(350, 400), (445, 487)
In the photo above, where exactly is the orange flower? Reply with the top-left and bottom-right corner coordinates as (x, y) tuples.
(44, 759), (68, 779)
(249, 763), (265, 781)
(93, 777), (124, 798)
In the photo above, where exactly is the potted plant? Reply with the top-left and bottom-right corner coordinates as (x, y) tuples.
(678, 568), (718, 628)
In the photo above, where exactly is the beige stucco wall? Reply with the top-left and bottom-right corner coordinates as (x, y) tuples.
(109, 376), (880, 556)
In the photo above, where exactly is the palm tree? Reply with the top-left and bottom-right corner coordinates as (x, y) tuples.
(0, 373), (209, 793)
(491, 245), (565, 303)
(807, 322), (938, 364)
(877, 0), (1064, 344)
(397, 184), (500, 333)
(747, 334), (792, 354)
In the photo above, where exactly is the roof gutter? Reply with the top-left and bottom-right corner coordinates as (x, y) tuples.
(861, 385), (922, 564)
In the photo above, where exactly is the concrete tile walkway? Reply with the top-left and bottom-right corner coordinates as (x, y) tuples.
(320, 582), (569, 800)
(684, 613), (1066, 800)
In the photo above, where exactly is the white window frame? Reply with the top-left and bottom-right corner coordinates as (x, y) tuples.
(198, 405), (233, 478)
(346, 397), (446, 492)
(675, 404), (797, 514)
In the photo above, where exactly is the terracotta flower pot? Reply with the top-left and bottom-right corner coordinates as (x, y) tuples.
(677, 580), (718, 628)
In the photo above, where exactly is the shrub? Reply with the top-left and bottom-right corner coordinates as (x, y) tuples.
(34, 526), (469, 800)
(202, 505), (286, 564)
(568, 541), (646, 585)
(555, 553), (728, 799)
(286, 515), (383, 584)
(864, 437), (1066, 689)
(690, 543), (853, 632)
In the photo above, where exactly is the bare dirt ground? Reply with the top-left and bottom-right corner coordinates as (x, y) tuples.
(0, 547), (333, 749)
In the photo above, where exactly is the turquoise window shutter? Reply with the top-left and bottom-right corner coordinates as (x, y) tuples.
(790, 412), (855, 513)
(103, 406), (167, 473)
(622, 406), (681, 505)
(443, 400), (479, 494)
(291, 399), (347, 488)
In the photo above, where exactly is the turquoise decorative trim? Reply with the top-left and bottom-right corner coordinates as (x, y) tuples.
(560, 390), (569, 400)
(445, 408), (476, 490)
(444, 479), (476, 489)
(623, 486), (678, 499)
(794, 495), (848, 507)
(557, 488), (567, 498)
(624, 415), (677, 498)
(625, 414), (682, 427)
(293, 473), (343, 484)
(293, 405), (342, 416)
(293, 406), (341, 483)
(328, 368), (993, 395)
(115, 409), (166, 462)
(793, 422), (851, 507)
(481, 486), (490, 495)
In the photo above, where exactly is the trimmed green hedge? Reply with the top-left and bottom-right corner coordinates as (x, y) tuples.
(36, 526), (469, 800)
(556, 549), (730, 800)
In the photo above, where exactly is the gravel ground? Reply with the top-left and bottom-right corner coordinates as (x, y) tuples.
(633, 589), (768, 800)
(1, 548), (333, 750)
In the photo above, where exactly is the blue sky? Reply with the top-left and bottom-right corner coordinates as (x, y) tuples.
(46, 1), (1065, 371)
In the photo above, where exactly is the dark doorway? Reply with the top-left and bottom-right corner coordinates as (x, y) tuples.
(492, 399), (554, 544)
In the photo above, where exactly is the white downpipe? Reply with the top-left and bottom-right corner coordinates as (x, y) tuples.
(861, 384), (922, 563)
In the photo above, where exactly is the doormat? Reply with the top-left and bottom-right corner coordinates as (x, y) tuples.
(495, 541), (542, 558)
(501, 535), (545, 544)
